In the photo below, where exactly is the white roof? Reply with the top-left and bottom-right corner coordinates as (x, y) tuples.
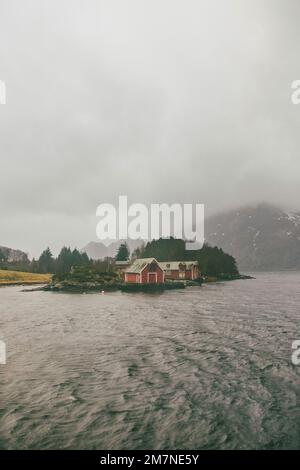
(125, 258), (159, 274)
(159, 261), (198, 270)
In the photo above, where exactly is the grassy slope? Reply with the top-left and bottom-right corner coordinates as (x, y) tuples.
(0, 269), (52, 285)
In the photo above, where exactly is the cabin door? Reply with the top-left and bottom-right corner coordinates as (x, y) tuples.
(148, 272), (157, 284)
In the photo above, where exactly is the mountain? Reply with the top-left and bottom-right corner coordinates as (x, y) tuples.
(0, 245), (29, 263)
(205, 204), (300, 271)
(81, 239), (144, 260)
(83, 204), (300, 270)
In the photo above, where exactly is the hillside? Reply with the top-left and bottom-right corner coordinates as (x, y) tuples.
(0, 245), (28, 263)
(205, 204), (300, 271)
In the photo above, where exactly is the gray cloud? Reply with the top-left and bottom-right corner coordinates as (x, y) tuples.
(1, 0), (300, 257)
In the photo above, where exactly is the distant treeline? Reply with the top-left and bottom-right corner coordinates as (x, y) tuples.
(0, 246), (98, 275)
(0, 238), (239, 277)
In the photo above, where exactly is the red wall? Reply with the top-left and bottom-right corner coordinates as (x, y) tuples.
(170, 270), (179, 279)
(125, 264), (198, 284)
(125, 273), (138, 283)
(141, 264), (164, 284)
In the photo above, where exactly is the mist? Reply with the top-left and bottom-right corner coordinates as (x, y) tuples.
(1, 0), (300, 257)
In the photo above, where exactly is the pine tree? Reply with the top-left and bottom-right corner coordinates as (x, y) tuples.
(38, 247), (54, 273)
(56, 247), (73, 274)
(116, 242), (130, 261)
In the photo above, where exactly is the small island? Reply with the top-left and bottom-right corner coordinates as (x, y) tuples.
(41, 238), (252, 293)
(1, 238), (253, 293)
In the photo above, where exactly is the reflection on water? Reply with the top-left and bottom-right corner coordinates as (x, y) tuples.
(0, 272), (300, 449)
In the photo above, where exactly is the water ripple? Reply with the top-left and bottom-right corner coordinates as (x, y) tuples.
(1, 272), (300, 449)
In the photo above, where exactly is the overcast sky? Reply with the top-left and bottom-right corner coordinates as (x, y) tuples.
(1, 0), (300, 257)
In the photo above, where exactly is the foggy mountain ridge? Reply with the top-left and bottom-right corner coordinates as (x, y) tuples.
(205, 203), (300, 271)
(3, 204), (300, 272)
(0, 245), (28, 263)
(82, 203), (300, 271)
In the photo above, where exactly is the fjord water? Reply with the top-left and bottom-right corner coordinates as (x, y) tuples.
(1, 273), (300, 449)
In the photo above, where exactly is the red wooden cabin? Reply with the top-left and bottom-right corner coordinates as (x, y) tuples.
(124, 258), (164, 284)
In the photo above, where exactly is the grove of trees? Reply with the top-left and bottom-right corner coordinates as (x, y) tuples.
(140, 237), (239, 277)
(1, 238), (239, 278)
(36, 247), (90, 274)
(0, 246), (91, 274)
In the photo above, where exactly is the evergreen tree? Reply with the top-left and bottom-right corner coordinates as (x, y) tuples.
(55, 247), (91, 274)
(71, 248), (83, 267)
(55, 247), (73, 274)
(142, 237), (186, 261)
(38, 247), (54, 273)
(116, 242), (130, 261)
(80, 252), (90, 266)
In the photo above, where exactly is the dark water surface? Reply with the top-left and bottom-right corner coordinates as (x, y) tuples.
(1, 272), (300, 449)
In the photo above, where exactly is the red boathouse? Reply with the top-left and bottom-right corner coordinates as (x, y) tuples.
(124, 258), (165, 284)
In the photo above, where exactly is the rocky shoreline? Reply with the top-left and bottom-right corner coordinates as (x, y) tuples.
(203, 273), (255, 283)
(37, 273), (253, 293)
(0, 281), (49, 288)
(42, 278), (203, 293)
